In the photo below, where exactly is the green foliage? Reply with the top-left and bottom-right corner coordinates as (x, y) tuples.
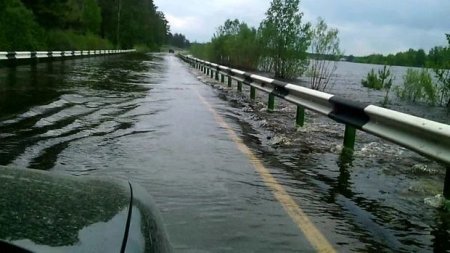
(4, 0), (169, 50)
(168, 33), (190, 49)
(395, 68), (436, 105)
(355, 48), (428, 67)
(191, 19), (260, 70)
(82, 0), (102, 34)
(362, 69), (382, 89)
(428, 35), (450, 107)
(444, 199), (450, 212)
(190, 42), (213, 61)
(46, 30), (113, 50)
(218, 19), (260, 69)
(362, 66), (394, 106)
(308, 17), (341, 91)
(258, 0), (311, 79)
(101, 0), (169, 49)
(0, 0), (45, 50)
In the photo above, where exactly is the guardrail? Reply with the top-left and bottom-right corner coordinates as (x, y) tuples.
(179, 54), (450, 199)
(0, 49), (136, 65)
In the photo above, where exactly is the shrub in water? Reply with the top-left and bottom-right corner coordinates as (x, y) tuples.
(395, 68), (437, 105)
(361, 65), (394, 106)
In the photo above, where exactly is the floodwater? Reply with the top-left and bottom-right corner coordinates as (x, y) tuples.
(0, 53), (449, 252)
(321, 61), (449, 124)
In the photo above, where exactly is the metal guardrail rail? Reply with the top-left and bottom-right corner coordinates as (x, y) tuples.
(179, 54), (450, 198)
(0, 49), (136, 62)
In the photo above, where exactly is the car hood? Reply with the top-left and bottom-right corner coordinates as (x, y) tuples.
(0, 166), (171, 253)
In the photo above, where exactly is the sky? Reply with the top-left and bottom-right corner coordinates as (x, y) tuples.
(153, 0), (450, 56)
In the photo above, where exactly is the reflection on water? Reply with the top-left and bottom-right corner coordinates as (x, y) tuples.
(0, 55), (154, 168)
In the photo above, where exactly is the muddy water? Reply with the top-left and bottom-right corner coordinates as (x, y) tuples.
(193, 61), (450, 252)
(308, 61), (449, 124)
(0, 54), (449, 252)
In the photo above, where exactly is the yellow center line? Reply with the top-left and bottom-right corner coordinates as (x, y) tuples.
(194, 88), (337, 253)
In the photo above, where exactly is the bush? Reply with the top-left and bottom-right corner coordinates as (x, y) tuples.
(395, 68), (437, 105)
(46, 30), (113, 50)
(361, 65), (394, 106)
(362, 69), (383, 89)
(190, 43), (213, 61)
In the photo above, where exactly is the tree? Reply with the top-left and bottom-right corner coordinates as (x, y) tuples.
(308, 17), (341, 91)
(2, 0), (169, 50)
(168, 33), (190, 48)
(206, 19), (260, 69)
(429, 34), (450, 107)
(97, 0), (169, 49)
(210, 19), (241, 65)
(258, 0), (311, 79)
(0, 0), (45, 50)
(415, 49), (426, 67)
(82, 0), (102, 33)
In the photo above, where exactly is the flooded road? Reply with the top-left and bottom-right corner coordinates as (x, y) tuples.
(0, 53), (449, 252)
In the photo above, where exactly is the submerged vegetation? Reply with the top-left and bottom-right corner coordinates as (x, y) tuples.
(0, 0), (171, 50)
(361, 35), (450, 108)
(361, 66), (393, 106)
(395, 69), (436, 105)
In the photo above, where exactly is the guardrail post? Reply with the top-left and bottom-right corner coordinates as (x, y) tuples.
(250, 87), (256, 100)
(228, 76), (232, 87)
(207, 68), (209, 76)
(210, 69), (214, 78)
(268, 94), (275, 112)
(221, 74), (225, 83)
(343, 125), (356, 150)
(215, 70), (219, 81)
(237, 81), (242, 92)
(296, 106), (305, 127)
(444, 167), (450, 199)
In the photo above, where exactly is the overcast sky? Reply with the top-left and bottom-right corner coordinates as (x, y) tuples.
(153, 0), (450, 56)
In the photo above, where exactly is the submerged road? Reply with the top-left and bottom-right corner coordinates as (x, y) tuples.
(0, 53), (448, 252)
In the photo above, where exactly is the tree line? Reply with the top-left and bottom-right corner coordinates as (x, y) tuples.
(167, 33), (190, 49)
(190, 0), (342, 89)
(0, 0), (170, 50)
(349, 45), (448, 68)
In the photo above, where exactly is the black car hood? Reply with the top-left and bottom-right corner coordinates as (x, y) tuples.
(0, 166), (171, 253)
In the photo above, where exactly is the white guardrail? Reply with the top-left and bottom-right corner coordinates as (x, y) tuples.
(180, 54), (450, 166)
(0, 49), (136, 62)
